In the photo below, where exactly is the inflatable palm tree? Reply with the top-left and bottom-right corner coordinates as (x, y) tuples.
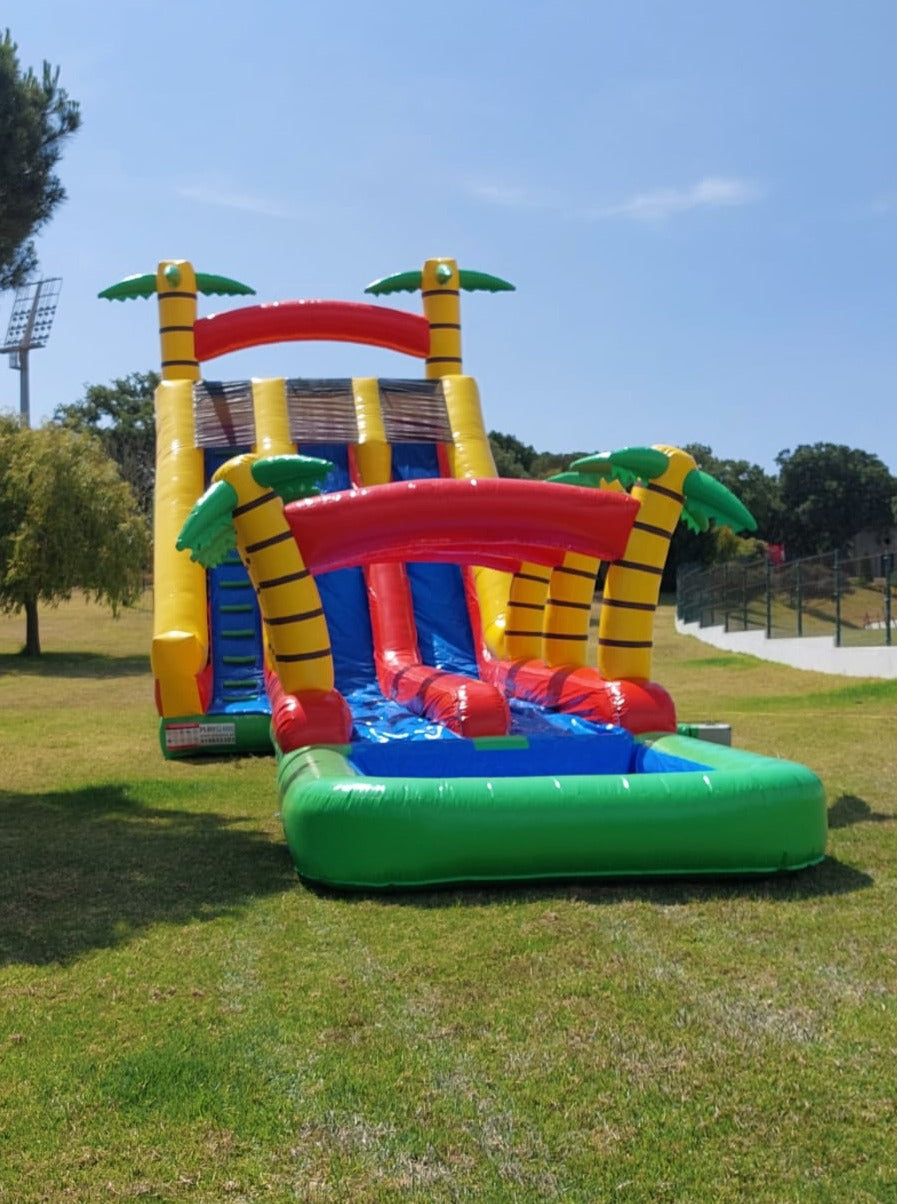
(365, 258), (514, 377)
(99, 260), (254, 380)
(561, 445), (756, 681)
(177, 452), (334, 695)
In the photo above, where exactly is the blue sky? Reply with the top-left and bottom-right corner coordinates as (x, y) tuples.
(2, 1), (895, 473)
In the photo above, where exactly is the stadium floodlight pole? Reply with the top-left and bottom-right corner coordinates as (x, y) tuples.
(1, 277), (63, 426)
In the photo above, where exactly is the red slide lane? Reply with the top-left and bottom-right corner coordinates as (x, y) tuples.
(193, 300), (430, 362)
(285, 478), (639, 575)
(483, 658), (677, 735)
(365, 559), (510, 738)
(349, 451), (510, 738)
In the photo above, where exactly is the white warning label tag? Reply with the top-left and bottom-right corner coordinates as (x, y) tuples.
(165, 722), (237, 750)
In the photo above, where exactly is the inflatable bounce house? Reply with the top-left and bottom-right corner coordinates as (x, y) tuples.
(101, 257), (826, 889)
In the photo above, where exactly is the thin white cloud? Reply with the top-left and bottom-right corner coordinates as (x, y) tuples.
(585, 177), (763, 222)
(468, 175), (763, 223)
(176, 184), (298, 220)
(465, 180), (557, 210)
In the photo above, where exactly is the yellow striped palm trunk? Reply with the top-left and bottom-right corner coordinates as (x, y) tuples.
(212, 454), (335, 694)
(541, 553), (598, 667)
(422, 258), (462, 377)
(156, 260), (199, 382)
(540, 479), (626, 667)
(504, 564), (551, 660)
(598, 446), (696, 681)
(249, 376), (297, 674)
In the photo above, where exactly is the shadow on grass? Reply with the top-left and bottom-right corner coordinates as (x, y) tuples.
(0, 785), (292, 967)
(828, 793), (894, 829)
(309, 855), (871, 910)
(0, 651), (150, 679)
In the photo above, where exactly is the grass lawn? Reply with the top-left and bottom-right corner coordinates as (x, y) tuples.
(1, 594), (895, 1202)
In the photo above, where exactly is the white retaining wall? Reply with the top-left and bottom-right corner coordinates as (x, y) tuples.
(675, 618), (897, 678)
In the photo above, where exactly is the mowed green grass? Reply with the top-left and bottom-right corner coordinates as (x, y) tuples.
(1, 595), (896, 1202)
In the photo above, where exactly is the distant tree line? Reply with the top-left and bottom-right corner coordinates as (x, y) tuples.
(489, 431), (897, 589)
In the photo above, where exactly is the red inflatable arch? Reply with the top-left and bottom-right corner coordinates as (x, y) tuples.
(193, 300), (430, 362)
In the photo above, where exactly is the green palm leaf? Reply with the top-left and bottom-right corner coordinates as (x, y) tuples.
(251, 454), (333, 503)
(546, 470), (599, 487)
(458, 270), (515, 293)
(99, 269), (255, 301)
(682, 469), (757, 534)
(567, 448), (755, 536)
(364, 270), (423, 296)
(365, 267), (516, 295)
(571, 447), (670, 489)
(176, 480), (239, 568)
(195, 273), (255, 297)
(98, 273), (157, 301)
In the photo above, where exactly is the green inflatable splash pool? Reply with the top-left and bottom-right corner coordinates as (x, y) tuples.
(278, 728), (827, 891)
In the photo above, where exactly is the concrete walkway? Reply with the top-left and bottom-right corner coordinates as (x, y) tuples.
(675, 617), (897, 678)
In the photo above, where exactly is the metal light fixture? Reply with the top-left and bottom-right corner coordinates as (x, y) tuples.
(1, 277), (63, 425)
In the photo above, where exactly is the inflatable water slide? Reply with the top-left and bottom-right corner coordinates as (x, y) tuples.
(101, 257), (826, 889)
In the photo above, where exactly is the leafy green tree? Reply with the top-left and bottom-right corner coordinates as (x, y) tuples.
(489, 430), (537, 478)
(776, 443), (895, 558)
(489, 433), (591, 482)
(0, 30), (81, 290)
(0, 417), (149, 655)
(531, 449), (590, 480)
(53, 371), (158, 519)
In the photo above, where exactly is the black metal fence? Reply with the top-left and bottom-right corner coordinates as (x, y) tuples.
(677, 551), (895, 648)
